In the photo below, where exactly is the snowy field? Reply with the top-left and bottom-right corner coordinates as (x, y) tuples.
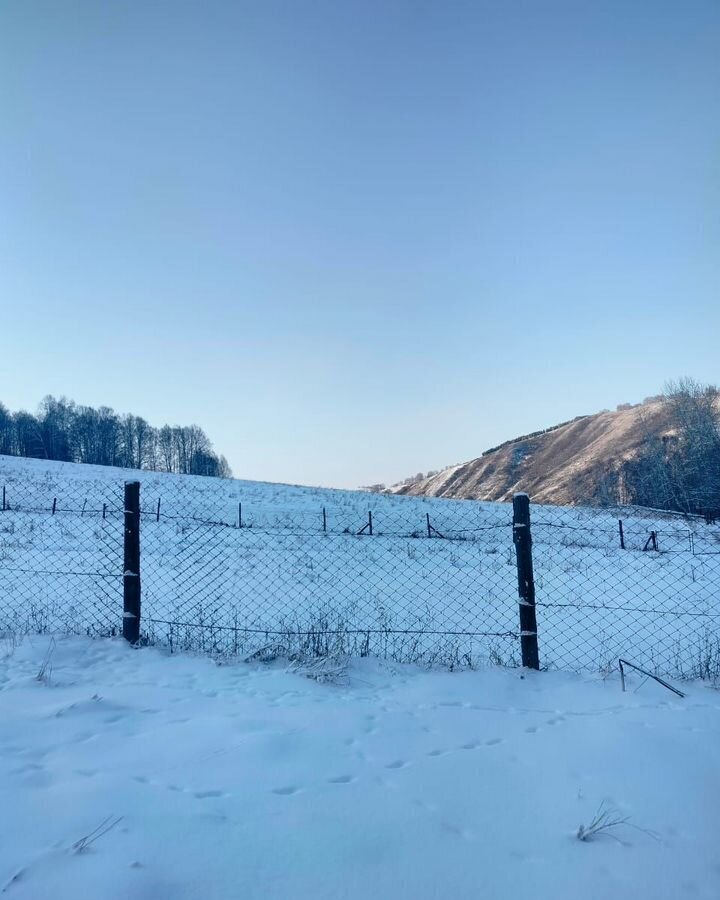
(1, 635), (719, 900)
(1, 455), (720, 675)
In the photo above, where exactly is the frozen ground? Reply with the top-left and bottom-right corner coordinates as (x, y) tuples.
(1, 454), (720, 675)
(1, 636), (719, 900)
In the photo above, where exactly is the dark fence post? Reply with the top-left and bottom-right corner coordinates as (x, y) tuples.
(618, 519), (625, 550)
(52, 498), (57, 515)
(1, 486), (5, 511)
(322, 507), (327, 533)
(123, 481), (141, 644)
(513, 493), (539, 670)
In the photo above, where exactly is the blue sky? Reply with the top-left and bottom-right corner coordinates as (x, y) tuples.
(1, 1), (718, 488)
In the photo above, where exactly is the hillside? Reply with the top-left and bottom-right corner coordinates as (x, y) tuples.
(2, 456), (720, 899)
(2, 451), (719, 677)
(394, 398), (672, 504)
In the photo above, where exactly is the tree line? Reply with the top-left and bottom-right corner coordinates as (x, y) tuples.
(599, 380), (720, 520)
(0, 396), (232, 478)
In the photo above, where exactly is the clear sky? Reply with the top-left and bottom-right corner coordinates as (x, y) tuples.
(1, 1), (718, 488)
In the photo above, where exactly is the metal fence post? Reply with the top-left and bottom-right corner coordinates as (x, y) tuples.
(123, 481), (141, 643)
(513, 493), (539, 670)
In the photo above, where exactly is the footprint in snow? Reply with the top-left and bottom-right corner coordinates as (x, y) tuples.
(272, 785), (301, 796)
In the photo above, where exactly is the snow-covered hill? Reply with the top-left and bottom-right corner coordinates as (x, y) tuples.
(2, 458), (720, 898)
(1, 455), (719, 677)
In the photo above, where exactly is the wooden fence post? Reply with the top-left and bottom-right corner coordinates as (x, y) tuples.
(618, 519), (625, 550)
(123, 481), (141, 644)
(513, 493), (539, 670)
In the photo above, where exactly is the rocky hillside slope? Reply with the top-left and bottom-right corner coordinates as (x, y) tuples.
(394, 399), (672, 504)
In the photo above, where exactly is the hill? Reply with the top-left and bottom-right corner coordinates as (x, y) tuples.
(393, 398), (672, 504)
(2, 450), (718, 677)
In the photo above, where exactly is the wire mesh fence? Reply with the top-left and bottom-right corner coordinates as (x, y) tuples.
(1, 472), (719, 677)
(138, 490), (520, 667)
(531, 510), (720, 677)
(0, 480), (123, 638)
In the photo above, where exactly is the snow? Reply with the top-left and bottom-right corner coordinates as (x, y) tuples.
(2, 454), (719, 676)
(1, 635), (719, 899)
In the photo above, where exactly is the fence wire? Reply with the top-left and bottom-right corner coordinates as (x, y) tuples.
(139, 492), (520, 667)
(532, 514), (720, 677)
(0, 481), (123, 638)
(2, 471), (720, 677)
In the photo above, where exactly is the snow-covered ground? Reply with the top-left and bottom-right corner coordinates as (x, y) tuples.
(1, 636), (719, 900)
(1, 454), (720, 676)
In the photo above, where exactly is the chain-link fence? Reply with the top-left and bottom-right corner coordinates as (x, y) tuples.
(0, 480), (123, 638)
(530, 505), (720, 677)
(1, 472), (719, 677)
(138, 486), (519, 666)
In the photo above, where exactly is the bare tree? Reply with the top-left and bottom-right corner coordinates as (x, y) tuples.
(620, 380), (720, 517)
(0, 397), (231, 479)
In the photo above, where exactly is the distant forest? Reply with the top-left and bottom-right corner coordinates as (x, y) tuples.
(0, 396), (231, 478)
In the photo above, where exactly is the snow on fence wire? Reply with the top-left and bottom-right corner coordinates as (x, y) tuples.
(135, 483), (522, 667)
(531, 514), (720, 678)
(1, 478), (720, 676)
(0, 480), (124, 638)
